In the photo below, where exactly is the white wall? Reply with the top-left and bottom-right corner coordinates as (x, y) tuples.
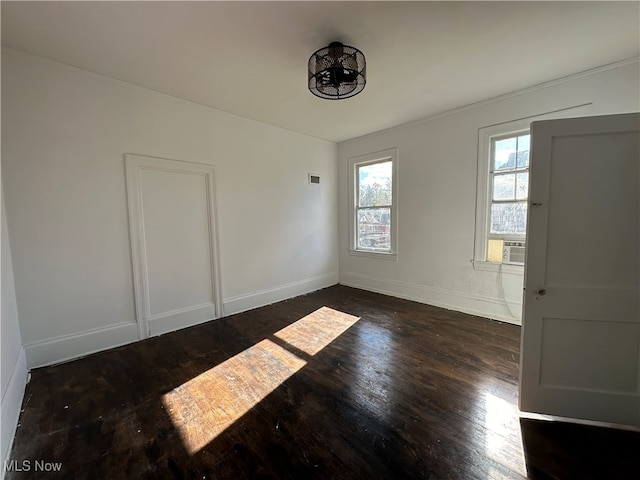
(338, 60), (640, 325)
(1, 49), (338, 368)
(1, 184), (28, 472)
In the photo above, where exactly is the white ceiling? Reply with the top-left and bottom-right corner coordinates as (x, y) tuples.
(2, 1), (639, 143)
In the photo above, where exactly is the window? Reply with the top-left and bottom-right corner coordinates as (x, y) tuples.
(356, 160), (392, 251)
(486, 132), (530, 264)
(489, 132), (530, 237)
(348, 148), (398, 258)
(473, 104), (592, 270)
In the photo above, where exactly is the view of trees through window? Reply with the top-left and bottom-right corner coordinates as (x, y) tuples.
(357, 161), (392, 251)
(490, 133), (530, 236)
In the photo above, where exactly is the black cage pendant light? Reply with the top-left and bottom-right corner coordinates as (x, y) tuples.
(308, 41), (366, 100)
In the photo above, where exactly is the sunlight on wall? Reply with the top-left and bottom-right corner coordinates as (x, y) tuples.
(163, 307), (360, 454)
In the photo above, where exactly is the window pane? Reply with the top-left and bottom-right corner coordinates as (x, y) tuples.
(490, 202), (527, 235)
(493, 173), (515, 201)
(517, 135), (530, 168)
(358, 161), (392, 207)
(516, 172), (529, 200)
(357, 207), (391, 251)
(494, 137), (517, 171)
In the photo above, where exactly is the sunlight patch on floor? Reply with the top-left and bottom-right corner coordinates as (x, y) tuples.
(484, 391), (527, 477)
(274, 306), (360, 356)
(163, 306), (360, 454)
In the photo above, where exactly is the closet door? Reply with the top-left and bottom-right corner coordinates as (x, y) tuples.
(520, 113), (639, 426)
(125, 154), (222, 338)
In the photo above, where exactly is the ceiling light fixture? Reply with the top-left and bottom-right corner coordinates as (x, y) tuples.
(308, 41), (366, 100)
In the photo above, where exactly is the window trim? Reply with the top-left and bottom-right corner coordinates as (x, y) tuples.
(474, 105), (592, 266)
(348, 148), (398, 260)
(475, 123), (531, 264)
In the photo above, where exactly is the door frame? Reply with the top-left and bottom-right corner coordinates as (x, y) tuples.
(125, 154), (223, 339)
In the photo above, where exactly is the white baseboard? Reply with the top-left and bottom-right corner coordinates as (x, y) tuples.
(339, 271), (522, 325)
(22, 274), (339, 369)
(149, 303), (217, 337)
(1, 347), (28, 478)
(223, 272), (338, 316)
(24, 322), (139, 369)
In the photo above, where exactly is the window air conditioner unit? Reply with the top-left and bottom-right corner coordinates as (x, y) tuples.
(503, 241), (526, 265)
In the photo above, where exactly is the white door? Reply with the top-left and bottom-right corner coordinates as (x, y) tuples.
(520, 113), (639, 426)
(125, 154), (222, 338)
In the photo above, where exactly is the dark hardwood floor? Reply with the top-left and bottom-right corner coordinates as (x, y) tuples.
(5, 285), (639, 479)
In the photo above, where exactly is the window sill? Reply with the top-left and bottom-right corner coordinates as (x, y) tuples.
(349, 249), (398, 261)
(472, 260), (524, 275)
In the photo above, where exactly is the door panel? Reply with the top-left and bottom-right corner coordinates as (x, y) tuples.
(125, 154), (222, 339)
(520, 113), (640, 426)
(545, 132), (639, 288)
(539, 317), (638, 392)
(141, 169), (213, 316)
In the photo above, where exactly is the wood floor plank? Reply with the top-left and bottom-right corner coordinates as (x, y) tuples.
(5, 285), (639, 479)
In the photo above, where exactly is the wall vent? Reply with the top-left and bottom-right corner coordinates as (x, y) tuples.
(309, 174), (320, 185)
